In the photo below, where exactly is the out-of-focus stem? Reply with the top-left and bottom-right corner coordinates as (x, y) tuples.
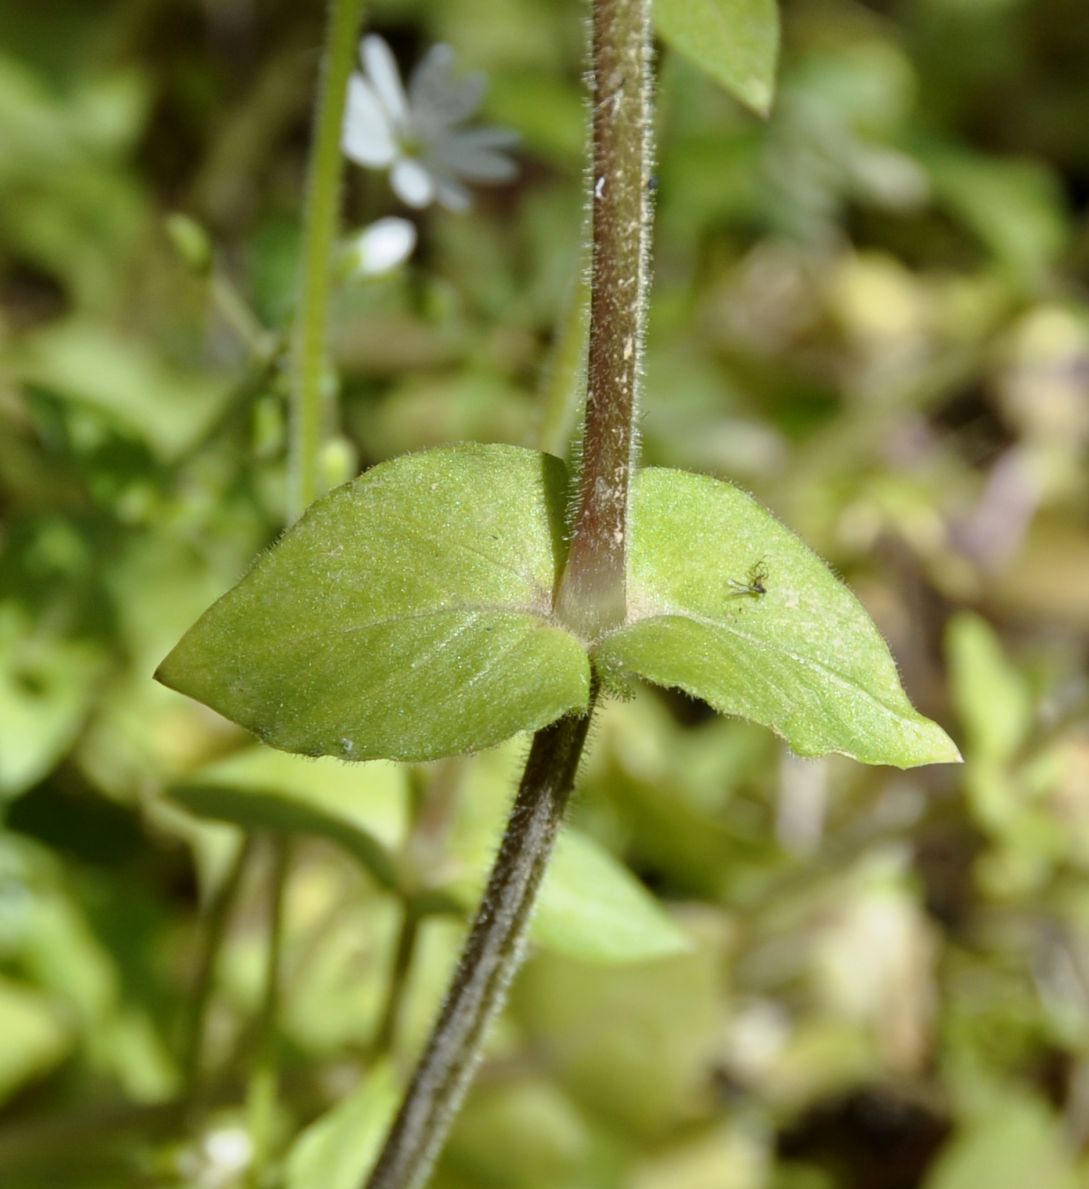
(185, 833), (255, 1095)
(247, 839), (293, 1188)
(289, 0), (366, 521)
(210, 273), (274, 363)
(537, 270), (590, 459)
(370, 908), (421, 1060)
(246, 4), (364, 1179)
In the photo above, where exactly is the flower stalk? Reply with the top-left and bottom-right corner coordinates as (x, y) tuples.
(184, 0), (365, 1145)
(250, 0), (363, 1173)
(290, 0), (367, 522)
(362, 2), (654, 1185)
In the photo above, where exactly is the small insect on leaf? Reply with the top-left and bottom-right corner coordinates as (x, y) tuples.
(727, 559), (768, 598)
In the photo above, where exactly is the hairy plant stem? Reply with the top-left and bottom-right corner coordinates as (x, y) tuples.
(557, 0), (653, 638)
(363, 696), (597, 1189)
(289, 0), (366, 523)
(363, 4), (653, 1185)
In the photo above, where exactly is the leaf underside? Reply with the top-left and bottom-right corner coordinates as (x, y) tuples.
(156, 444), (591, 762)
(596, 468), (960, 769)
(159, 446), (955, 770)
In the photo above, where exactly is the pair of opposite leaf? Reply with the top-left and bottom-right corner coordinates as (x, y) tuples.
(157, 443), (959, 771)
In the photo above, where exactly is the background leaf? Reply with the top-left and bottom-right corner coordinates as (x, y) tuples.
(449, 824), (691, 963)
(0, 604), (104, 797)
(0, 979), (71, 1106)
(443, 743), (691, 963)
(284, 1061), (399, 1189)
(925, 1098), (1080, 1189)
(534, 829), (691, 962)
(654, 0), (780, 116)
(169, 748), (407, 893)
(947, 612), (1033, 766)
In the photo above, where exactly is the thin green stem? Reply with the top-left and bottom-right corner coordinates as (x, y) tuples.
(368, 767), (431, 1062)
(185, 833), (255, 1096)
(557, 0), (654, 638)
(211, 272), (274, 363)
(363, 696), (597, 1189)
(289, 0), (366, 521)
(237, 3), (363, 1175)
(370, 907), (421, 1060)
(370, 761), (466, 1060)
(247, 838), (293, 1188)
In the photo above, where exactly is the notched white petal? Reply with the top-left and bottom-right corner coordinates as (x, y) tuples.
(407, 44), (455, 108)
(434, 175), (473, 213)
(362, 35), (408, 123)
(433, 145), (517, 183)
(433, 127), (519, 182)
(342, 75), (398, 166)
(409, 44), (487, 129)
(391, 158), (437, 208)
(445, 126), (521, 152)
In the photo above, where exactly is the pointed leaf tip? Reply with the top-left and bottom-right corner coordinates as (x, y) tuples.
(596, 468), (961, 769)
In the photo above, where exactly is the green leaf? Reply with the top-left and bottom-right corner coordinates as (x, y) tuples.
(157, 444), (591, 763)
(926, 1098), (1080, 1189)
(169, 749), (407, 893)
(514, 944), (721, 1136)
(654, 0), (780, 117)
(0, 977), (72, 1106)
(436, 1080), (592, 1189)
(536, 828), (691, 961)
(947, 612), (1032, 765)
(284, 1061), (399, 1189)
(596, 468), (960, 768)
(925, 149), (1069, 286)
(448, 825), (689, 963)
(18, 321), (226, 460)
(0, 603), (104, 798)
(444, 745), (690, 963)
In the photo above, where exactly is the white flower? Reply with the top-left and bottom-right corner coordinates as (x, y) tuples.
(201, 1127), (252, 1181)
(343, 216), (417, 276)
(342, 35), (519, 212)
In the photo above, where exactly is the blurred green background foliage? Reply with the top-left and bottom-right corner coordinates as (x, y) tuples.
(1, 0), (1088, 1185)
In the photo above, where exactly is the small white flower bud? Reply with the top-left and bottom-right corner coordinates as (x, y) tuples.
(343, 217), (417, 277)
